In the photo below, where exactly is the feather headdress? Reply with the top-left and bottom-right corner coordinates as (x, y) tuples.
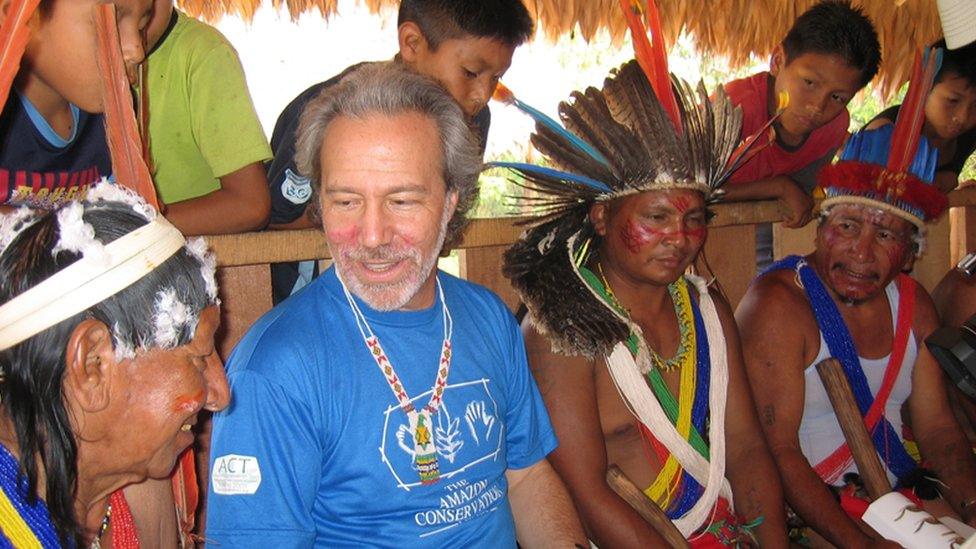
(493, 1), (776, 357)
(819, 47), (948, 230)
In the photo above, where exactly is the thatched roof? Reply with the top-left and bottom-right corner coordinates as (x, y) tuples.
(177, 0), (943, 96)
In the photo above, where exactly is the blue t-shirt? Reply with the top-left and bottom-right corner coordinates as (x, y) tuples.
(206, 267), (557, 548)
(0, 92), (112, 208)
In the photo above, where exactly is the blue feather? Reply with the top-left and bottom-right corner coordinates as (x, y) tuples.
(509, 98), (613, 169)
(487, 161), (614, 193)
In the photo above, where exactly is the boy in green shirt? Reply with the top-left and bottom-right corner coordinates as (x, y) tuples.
(142, 0), (272, 235)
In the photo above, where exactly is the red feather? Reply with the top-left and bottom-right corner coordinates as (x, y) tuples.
(492, 80), (515, 105)
(819, 161), (948, 220)
(888, 48), (940, 174)
(0, 0), (40, 110)
(172, 448), (199, 545)
(619, 0), (681, 132)
(94, 4), (159, 209)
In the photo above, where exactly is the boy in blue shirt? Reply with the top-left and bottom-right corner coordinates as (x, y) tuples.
(867, 40), (976, 193)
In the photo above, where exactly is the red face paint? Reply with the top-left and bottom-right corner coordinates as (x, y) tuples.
(619, 219), (705, 254)
(669, 195), (692, 214)
(620, 219), (658, 253)
(172, 390), (206, 413)
(325, 225), (358, 243)
(884, 242), (909, 270)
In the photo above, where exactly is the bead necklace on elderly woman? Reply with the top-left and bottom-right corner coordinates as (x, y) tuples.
(89, 490), (139, 549)
(339, 273), (453, 486)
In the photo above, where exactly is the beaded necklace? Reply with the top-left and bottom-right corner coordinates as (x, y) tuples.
(599, 274), (733, 536)
(339, 274), (453, 486)
(596, 263), (693, 372)
(96, 490), (139, 549)
(580, 267), (717, 523)
(0, 443), (62, 548)
(89, 503), (111, 549)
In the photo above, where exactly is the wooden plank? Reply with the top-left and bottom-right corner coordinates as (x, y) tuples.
(215, 264), (272, 358)
(772, 221), (817, 261)
(914, 214), (951, 292)
(459, 246), (521, 313)
(701, 224), (757, 309)
(950, 206), (976, 267)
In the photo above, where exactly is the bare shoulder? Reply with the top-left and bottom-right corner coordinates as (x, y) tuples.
(521, 313), (595, 395)
(701, 284), (739, 333)
(735, 269), (811, 326)
(932, 270), (976, 327)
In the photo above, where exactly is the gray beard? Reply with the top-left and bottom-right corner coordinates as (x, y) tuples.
(331, 204), (452, 311)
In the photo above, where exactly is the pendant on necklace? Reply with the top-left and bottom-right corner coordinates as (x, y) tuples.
(409, 408), (440, 484)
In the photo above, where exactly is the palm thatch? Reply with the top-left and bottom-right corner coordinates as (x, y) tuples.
(176, 0), (942, 97)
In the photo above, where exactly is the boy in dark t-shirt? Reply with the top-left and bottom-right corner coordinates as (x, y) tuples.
(0, 96), (111, 208)
(867, 40), (976, 193)
(0, 0), (153, 211)
(267, 0), (534, 304)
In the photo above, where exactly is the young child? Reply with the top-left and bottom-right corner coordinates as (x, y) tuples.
(266, 0), (534, 304)
(142, 0), (272, 235)
(722, 0), (880, 267)
(0, 0), (153, 211)
(867, 40), (976, 193)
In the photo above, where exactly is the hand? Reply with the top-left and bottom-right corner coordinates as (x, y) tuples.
(464, 401), (495, 444)
(776, 179), (814, 228)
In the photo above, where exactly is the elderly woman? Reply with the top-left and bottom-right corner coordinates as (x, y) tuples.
(0, 185), (229, 547)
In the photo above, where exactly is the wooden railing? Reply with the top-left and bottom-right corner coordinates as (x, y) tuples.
(206, 189), (976, 357)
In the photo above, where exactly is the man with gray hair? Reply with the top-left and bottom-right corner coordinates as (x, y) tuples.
(205, 63), (585, 547)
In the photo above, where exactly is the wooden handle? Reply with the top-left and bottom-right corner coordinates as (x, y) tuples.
(606, 465), (691, 548)
(815, 358), (891, 500)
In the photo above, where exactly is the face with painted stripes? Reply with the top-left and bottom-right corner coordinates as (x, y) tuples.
(591, 189), (707, 288)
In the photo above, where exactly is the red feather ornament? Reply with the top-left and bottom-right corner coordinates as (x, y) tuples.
(619, 0), (681, 132)
(94, 3), (159, 210)
(888, 49), (941, 174)
(0, 0), (40, 110)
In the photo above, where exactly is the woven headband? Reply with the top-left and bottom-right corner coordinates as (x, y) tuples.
(0, 217), (185, 351)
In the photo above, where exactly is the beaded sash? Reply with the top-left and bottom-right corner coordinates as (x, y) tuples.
(584, 271), (733, 537)
(0, 444), (63, 549)
(765, 256), (917, 483)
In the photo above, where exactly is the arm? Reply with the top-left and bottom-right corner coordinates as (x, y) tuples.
(711, 290), (788, 548)
(721, 175), (813, 228)
(164, 162), (271, 235)
(206, 371), (319, 548)
(269, 208), (317, 230)
(907, 286), (976, 524)
(157, 35), (271, 236)
(522, 323), (669, 547)
(122, 478), (178, 549)
(934, 170), (961, 194)
(735, 277), (889, 548)
(506, 459), (587, 548)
